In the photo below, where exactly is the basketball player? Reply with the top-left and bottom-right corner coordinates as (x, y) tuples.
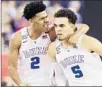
(8, 1), (89, 86)
(48, 8), (102, 86)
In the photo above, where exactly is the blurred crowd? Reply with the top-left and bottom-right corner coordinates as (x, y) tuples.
(1, 0), (83, 85)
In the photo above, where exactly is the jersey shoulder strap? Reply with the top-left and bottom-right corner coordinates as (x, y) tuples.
(20, 27), (28, 44)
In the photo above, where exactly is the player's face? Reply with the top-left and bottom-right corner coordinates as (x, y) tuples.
(54, 17), (75, 41)
(31, 11), (49, 32)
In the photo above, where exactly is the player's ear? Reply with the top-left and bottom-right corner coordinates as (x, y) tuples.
(29, 19), (32, 22)
(70, 23), (75, 28)
(29, 16), (35, 23)
(71, 24), (77, 32)
(74, 27), (77, 32)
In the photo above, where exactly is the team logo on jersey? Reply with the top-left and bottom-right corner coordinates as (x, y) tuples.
(22, 35), (28, 43)
(56, 45), (61, 54)
(22, 35), (28, 39)
(60, 54), (84, 68)
(23, 47), (48, 58)
(23, 40), (28, 43)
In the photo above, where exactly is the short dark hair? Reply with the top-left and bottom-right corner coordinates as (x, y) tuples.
(54, 8), (77, 24)
(23, 1), (46, 20)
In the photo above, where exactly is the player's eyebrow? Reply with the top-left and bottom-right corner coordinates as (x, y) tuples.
(54, 24), (57, 27)
(54, 23), (65, 27)
(40, 15), (48, 20)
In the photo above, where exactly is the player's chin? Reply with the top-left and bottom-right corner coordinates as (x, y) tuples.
(44, 24), (49, 29)
(44, 26), (49, 32)
(57, 37), (64, 41)
(43, 29), (48, 33)
(41, 26), (46, 32)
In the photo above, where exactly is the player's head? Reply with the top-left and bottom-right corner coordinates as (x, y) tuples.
(23, 1), (49, 32)
(54, 8), (77, 41)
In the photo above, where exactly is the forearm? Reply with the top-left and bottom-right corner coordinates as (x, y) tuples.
(8, 66), (22, 86)
(74, 24), (89, 37)
(74, 28), (87, 38)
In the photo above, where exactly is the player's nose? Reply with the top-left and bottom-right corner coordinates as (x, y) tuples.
(56, 26), (62, 31)
(44, 17), (49, 24)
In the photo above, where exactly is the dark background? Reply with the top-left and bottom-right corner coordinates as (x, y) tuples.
(83, 1), (102, 42)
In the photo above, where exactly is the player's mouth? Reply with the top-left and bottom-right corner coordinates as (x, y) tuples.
(57, 33), (62, 36)
(44, 24), (49, 32)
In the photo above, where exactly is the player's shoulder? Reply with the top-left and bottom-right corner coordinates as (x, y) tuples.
(82, 34), (101, 50)
(11, 30), (21, 41)
(48, 41), (56, 58)
(49, 41), (56, 49)
(48, 41), (56, 51)
(83, 34), (100, 43)
(10, 28), (24, 47)
(10, 27), (26, 41)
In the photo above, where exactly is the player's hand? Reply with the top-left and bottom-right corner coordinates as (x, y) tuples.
(19, 82), (29, 86)
(68, 35), (78, 46)
(69, 24), (89, 45)
(75, 24), (89, 33)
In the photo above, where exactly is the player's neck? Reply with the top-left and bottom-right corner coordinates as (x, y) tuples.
(61, 39), (74, 47)
(28, 26), (42, 40)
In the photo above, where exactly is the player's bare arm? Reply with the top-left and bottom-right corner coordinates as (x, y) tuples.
(82, 35), (102, 56)
(8, 31), (29, 86)
(88, 36), (102, 56)
(48, 42), (56, 61)
(69, 24), (89, 44)
(8, 31), (22, 85)
(48, 24), (89, 43)
(48, 42), (67, 86)
(47, 26), (56, 42)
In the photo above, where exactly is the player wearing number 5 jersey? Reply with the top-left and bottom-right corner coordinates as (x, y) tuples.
(8, 1), (89, 86)
(48, 8), (102, 86)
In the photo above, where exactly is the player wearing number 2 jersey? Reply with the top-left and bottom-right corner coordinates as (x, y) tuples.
(48, 8), (102, 86)
(8, 1), (89, 86)
(8, 1), (55, 86)
(17, 27), (53, 86)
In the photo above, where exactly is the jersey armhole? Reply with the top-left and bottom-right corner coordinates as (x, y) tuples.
(20, 27), (28, 44)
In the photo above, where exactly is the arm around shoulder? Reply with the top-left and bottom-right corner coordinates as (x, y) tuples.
(85, 36), (102, 56)
(76, 24), (89, 34)
(90, 37), (102, 56)
(69, 24), (89, 45)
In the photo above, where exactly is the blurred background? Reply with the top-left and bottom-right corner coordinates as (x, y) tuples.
(1, 0), (102, 86)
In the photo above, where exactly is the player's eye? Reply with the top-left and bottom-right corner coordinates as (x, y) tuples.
(54, 24), (57, 27)
(40, 17), (45, 20)
(59, 24), (65, 27)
